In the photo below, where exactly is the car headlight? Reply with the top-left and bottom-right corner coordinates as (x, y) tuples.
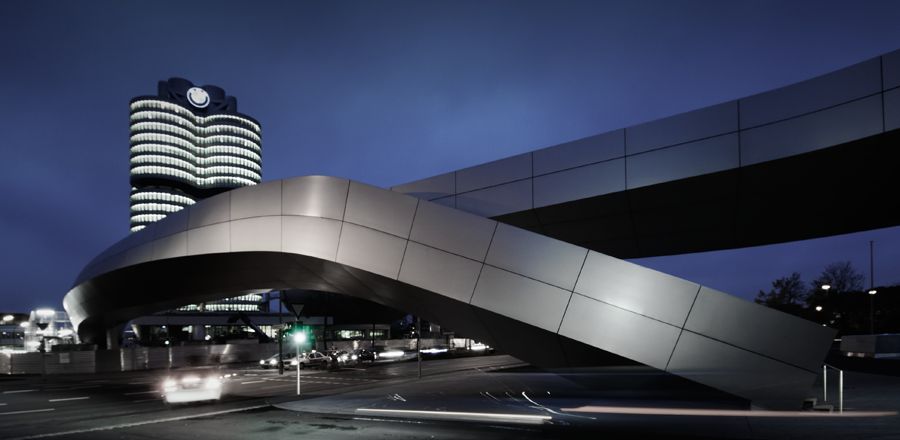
(204, 377), (221, 389)
(163, 378), (177, 392)
(259, 360), (266, 365)
(290, 359), (298, 365)
(269, 359), (277, 365)
(351, 354), (358, 360)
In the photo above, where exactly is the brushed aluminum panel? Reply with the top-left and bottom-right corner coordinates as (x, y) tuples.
(432, 196), (455, 208)
(626, 101), (738, 155)
(470, 266), (570, 333)
(534, 158), (625, 208)
(740, 58), (881, 128)
(574, 251), (699, 327)
(626, 134), (738, 189)
(344, 181), (419, 238)
(408, 201), (496, 261)
(456, 153), (531, 193)
(486, 223), (587, 291)
(398, 242), (483, 303)
(231, 181), (282, 220)
(666, 331), (817, 407)
(152, 231), (187, 260)
(282, 216), (342, 261)
(741, 96), (883, 166)
(282, 175), (349, 220)
(455, 180), (532, 218)
(153, 209), (189, 239)
(886, 88), (900, 131)
(123, 242), (154, 267)
(231, 216), (282, 252)
(684, 286), (833, 372)
(186, 223), (230, 255)
(533, 129), (625, 175)
(188, 193), (230, 229)
(391, 172), (455, 200)
(558, 293), (681, 370)
(335, 223), (407, 279)
(885, 49), (900, 90)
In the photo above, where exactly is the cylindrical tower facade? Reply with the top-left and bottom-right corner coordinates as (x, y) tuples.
(129, 78), (262, 232)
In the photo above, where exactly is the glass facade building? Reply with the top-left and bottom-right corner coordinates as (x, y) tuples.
(129, 78), (262, 232)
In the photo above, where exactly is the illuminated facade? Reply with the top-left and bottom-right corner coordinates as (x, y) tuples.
(129, 78), (262, 232)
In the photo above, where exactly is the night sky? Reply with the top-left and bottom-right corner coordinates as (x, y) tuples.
(3, 1), (900, 312)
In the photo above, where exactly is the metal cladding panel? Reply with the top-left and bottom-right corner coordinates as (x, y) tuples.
(392, 172), (455, 200)
(152, 231), (187, 260)
(471, 266), (571, 333)
(432, 196), (455, 208)
(188, 193), (230, 229)
(534, 159), (626, 208)
(886, 88), (900, 131)
(666, 331), (817, 407)
(626, 101), (738, 155)
(486, 223), (587, 291)
(740, 96), (883, 166)
(885, 49), (900, 90)
(345, 181), (418, 238)
(574, 251), (699, 327)
(186, 223), (230, 255)
(456, 153), (531, 193)
(533, 129), (625, 175)
(231, 216), (282, 252)
(335, 223), (407, 279)
(123, 242), (154, 267)
(230, 181), (282, 220)
(626, 134), (739, 189)
(408, 201), (496, 261)
(282, 216), (342, 261)
(455, 180), (532, 218)
(282, 176), (349, 220)
(398, 242), (483, 303)
(153, 209), (189, 239)
(558, 293), (681, 370)
(684, 287), (833, 372)
(740, 58), (882, 128)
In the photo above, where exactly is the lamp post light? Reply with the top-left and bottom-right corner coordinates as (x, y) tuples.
(868, 289), (877, 334)
(293, 331), (306, 396)
(815, 306), (823, 312)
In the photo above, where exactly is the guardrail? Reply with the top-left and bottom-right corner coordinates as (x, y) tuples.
(823, 364), (844, 413)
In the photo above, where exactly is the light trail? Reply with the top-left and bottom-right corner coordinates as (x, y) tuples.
(562, 405), (898, 418)
(356, 408), (551, 425)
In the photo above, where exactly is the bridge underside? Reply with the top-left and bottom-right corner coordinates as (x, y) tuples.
(494, 128), (900, 259)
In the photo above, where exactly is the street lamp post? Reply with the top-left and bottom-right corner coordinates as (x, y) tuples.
(293, 332), (306, 396)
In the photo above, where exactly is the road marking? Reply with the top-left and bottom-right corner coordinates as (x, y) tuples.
(240, 380), (266, 385)
(0, 408), (55, 416)
(48, 397), (90, 402)
(7, 404), (268, 440)
(123, 391), (158, 396)
(3, 389), (37, 394)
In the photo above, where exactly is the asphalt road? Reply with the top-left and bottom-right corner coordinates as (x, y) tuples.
(3, 354), (900, 439)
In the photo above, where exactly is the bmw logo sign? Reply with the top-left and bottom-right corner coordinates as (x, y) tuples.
(186, 87), (210, 108)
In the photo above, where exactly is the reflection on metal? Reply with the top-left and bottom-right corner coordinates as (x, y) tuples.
(65, 176), (834, 408)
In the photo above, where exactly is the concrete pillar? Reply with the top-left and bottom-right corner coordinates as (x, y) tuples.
(105, 324), (124, 349)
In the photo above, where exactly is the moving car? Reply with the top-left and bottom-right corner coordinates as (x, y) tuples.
(259, 353), (296, 369)
(349, 348), (377, 364)
(288, 351), (331, 369)
(161, 373), (223, 404)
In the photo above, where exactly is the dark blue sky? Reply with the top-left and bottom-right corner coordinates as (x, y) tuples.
(2, 1), (900, 312)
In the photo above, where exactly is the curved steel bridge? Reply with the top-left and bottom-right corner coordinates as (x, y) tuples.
(65, 48), (900, 408)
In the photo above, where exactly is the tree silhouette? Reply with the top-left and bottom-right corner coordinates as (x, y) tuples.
(810, 261), (864, 294)
(755, 272), (807, 313)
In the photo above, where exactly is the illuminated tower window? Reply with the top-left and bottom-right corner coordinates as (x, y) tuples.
(129, 78), (262, 232)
